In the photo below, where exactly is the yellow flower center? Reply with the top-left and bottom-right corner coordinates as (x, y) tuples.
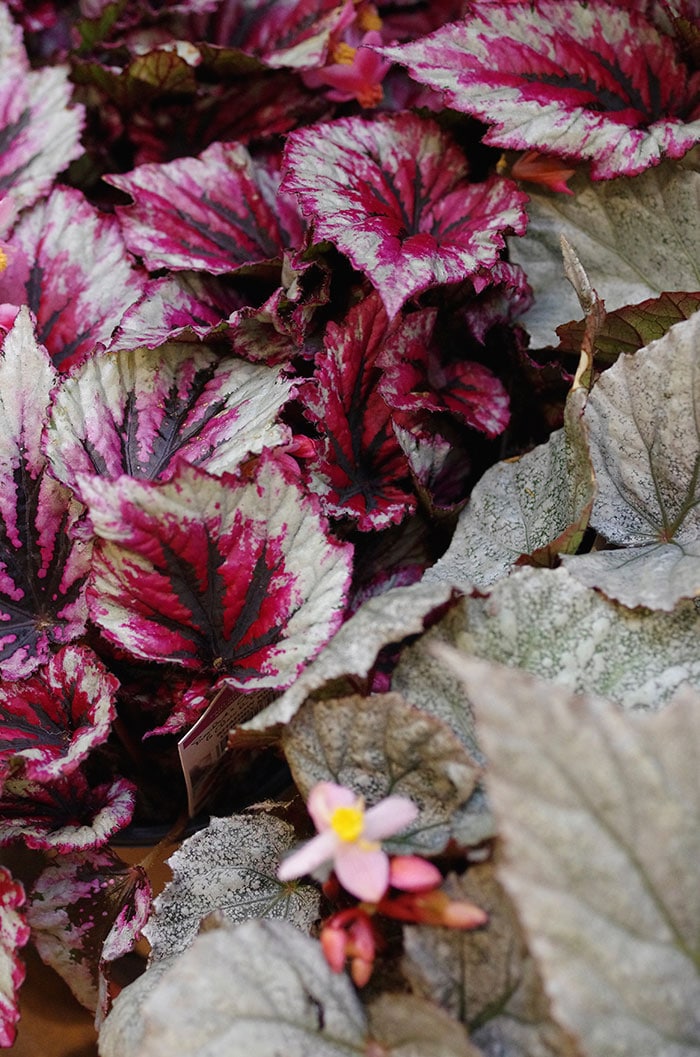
(330, 804), (365, 842)
(332, 42), (357, 65)
(0, 247), (8, 273)
(357, 7), (382, 31)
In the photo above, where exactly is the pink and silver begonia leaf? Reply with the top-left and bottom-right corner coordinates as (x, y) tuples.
(377, 305), (510, 437)
(460, 260), (533, 345)
(0, 5), (84, 211)
(44, 342), (294, 495)
(0, 308), (91, 680)
(28, 848), (151, 1013)
(393, 418), (471, 516)
(105, 140), (304, 274)
(282, 111), (528, 318)
(0, 186), (148, 371)
(380, 348), (510, 439)
(0, 770), (135, 852)
(0, 866), (29, 1049)
(0, 645), (118, 786)
(227, 253), (332, 364)
(379, 2), (700, 180)
(106, 274), (242, 353)
(80, 457), (353, 688)
(196, 0), (351, 70)
(300, 293), (416, 531)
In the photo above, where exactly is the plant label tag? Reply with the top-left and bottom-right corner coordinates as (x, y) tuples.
(178, 686), (271, 816)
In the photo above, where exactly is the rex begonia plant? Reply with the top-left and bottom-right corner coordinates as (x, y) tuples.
(0, 0), (698, 1054)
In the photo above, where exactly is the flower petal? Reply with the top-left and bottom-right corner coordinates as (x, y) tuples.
(363, 796), (418, 841)
(334, 845), (390, 903)
(388, 855), (441, 893)
(277, 830), (337, 881)
(307, 781), (358, 832)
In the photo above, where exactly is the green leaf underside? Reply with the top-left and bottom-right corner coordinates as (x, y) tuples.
(282, 693), (479, 855)
(144, 815), (320, 962)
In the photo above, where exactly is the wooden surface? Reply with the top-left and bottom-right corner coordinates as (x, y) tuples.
(11, 946), (98, 1057)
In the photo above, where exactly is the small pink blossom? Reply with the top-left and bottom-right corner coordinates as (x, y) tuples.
(277, 781), (418, 902)
(302, 30), (391, 107)
(320, 906), (377, 986)
(388, 854), (442, 892)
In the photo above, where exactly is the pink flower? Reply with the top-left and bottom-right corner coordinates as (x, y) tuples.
(302, 31), (391, 108)
(278, 781), (418, 902)
(320, 906), (378, 986)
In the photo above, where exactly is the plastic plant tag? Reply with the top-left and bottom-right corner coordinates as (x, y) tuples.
(178, 685), (274, 816)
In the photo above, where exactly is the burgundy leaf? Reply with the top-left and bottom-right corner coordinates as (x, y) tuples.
(555, 291), (700, 366)
(227, 254), (332, 364)
(0, 187), (147, 371)
(45, 342), (294, 494)
(378, 311), (510, 438)
(300, 293), (417, 530)
(282, 111), (527, 317)
(0, 645), (118, 785)
(28, 848), (151, 1013)
(0, 867), (29, 1048)
(461, 260), (533, 345)
(0, 308), (90, 680)
(106, 142), (305, 274)
(81, 458), (353, 688)
(0, 771), (135, 852)
(379, 1), (700, 179)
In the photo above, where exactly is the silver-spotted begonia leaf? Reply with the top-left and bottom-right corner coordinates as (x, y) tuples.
(242, 581), (455, 732)
(0, 866), (29, 1048)
(449, 658), (700, 1057)
(282, 111), (527, 318)
(0, 645), (118, 785)
(45, 343), (294, 494)
(105, 917), (480, 1057)
(380, 2), (700, 180)
(144, 815), (319, 962)
(108, 920), (366, 1057)
(81, 458), (352, 688)
(282, 693), (480, 855)
(435, 567), (700, 712)
(424, 386), (593, 590)
(0, 770), (135, 852)
(403, 863), (579, 1057)
(0, 5), (84, 211)
(27, 848), (151, 1012)
(366, 994), (480, 1057)
(508, 164), (700, 348)
(563, 312), (700, 609)
(106, 142), (304, 274)
(300, 293), (416, 530)
(391, 607), (495, 848)
(0, 187), (147, 371)
(0, 308), (90, 679)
